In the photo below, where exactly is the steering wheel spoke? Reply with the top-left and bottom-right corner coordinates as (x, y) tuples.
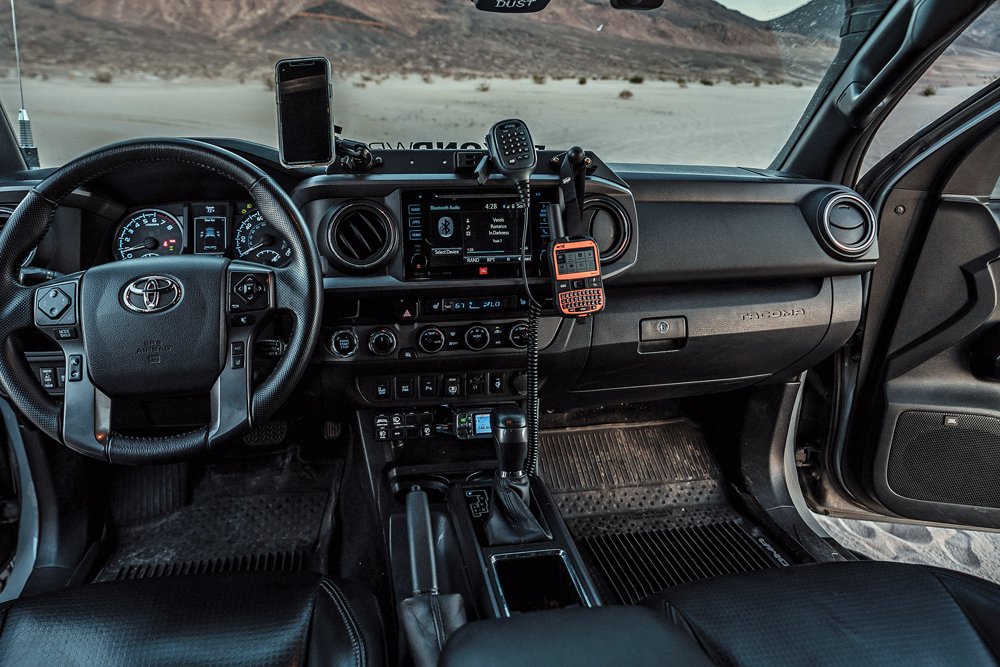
(61, 353), (112, 459)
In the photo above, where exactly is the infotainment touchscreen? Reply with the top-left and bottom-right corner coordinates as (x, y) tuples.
(402, 189), (556, 279)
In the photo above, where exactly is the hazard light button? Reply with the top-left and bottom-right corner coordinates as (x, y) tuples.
(394, 299), (418, 323)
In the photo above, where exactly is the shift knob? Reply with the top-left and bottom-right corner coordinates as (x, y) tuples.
(490, 408), (528, 475)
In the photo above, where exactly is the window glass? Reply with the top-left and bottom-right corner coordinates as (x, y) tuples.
(861, 4), (1000, 176)
(0, 1), (847, 167)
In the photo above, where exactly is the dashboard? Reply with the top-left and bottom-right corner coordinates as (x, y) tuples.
(3, 140), (878, 420)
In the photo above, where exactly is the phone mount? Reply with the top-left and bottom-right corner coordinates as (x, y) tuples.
(332, 137), (383, 173)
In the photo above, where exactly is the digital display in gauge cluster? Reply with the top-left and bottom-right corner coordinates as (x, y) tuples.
(112, 201), (293, 267)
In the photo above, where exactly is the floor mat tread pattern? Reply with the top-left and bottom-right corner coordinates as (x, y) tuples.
(540, 420), (792, 604)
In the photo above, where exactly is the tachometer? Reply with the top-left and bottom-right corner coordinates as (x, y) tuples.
(234, 204), (292, 267)
(114, 209), (184, 260)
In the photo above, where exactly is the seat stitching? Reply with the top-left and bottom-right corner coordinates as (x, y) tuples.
(430, 594), (446, 650)
(326, 579), (372, 655)
(320, 579), (364, 667)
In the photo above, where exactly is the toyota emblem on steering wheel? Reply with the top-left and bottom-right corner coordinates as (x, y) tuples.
(121, 276), (182, 314)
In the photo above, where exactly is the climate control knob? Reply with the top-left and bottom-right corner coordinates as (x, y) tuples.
(418, 326), (445, 354)
(367, 328), (397, 356)
(509, 322), (529, 349)
(464, 324), (490, 351)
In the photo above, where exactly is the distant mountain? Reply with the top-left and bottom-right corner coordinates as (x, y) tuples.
(768, 0), (844, 42)
(5, 0), (843, 81)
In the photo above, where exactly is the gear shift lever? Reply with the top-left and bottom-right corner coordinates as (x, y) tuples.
(485, 408), (552, 545)
(492, 409), (528, 475)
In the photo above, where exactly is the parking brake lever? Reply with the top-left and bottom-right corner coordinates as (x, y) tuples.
(398, 486), (467, 667)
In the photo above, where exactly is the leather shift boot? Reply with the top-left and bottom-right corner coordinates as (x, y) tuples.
(485, 474), (552, 546)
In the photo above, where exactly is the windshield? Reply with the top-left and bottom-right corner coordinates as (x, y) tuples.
(0, 0), (846, 168)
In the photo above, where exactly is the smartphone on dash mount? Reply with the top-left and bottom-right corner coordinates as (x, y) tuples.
(274, 57), (333, 168)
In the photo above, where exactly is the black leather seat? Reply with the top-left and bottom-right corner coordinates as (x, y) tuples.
(645, 561), (1000, 666)
(0, 572), (385, 667)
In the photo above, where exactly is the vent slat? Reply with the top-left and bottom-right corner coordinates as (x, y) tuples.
(329, 204), (392, 270)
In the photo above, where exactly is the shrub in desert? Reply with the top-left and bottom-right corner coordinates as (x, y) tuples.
(532, 74), (547, 84)
(921, 85), (937, 96)
(628, 75), (644, 84)
(92, 70), (113, 84)
(676, 77), (688, 88)
(619, 89), (634, 99)
(578, 76), (587, 85)
(422, 74), (433, 84)
(700, 78), (714, 86)
(477, 82), (490, 92)
(262, 74), (275, 91)
(753, 78), (761, 87)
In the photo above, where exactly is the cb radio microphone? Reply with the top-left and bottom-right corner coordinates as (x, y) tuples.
(485, 119), (537, 185)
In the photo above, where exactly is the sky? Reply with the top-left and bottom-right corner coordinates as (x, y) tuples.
(716, 0), (811, 20)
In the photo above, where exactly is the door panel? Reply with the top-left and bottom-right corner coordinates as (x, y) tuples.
(844, 110), (1000, 528)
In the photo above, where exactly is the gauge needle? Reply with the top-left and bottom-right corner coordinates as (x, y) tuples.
(121, 238), (158, 254)
(241, 241), (266, 256)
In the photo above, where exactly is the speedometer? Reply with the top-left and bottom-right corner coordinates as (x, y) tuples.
(114, 209), (184, 260)
(234, 204), (292, 267)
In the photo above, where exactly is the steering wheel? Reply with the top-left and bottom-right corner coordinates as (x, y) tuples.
(0, 139), (323, 464)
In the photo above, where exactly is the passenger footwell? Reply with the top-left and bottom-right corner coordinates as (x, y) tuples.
(540, 420), (796, 604)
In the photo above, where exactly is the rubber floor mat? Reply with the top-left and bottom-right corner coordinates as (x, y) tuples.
(96, 454), (340, 582)
(540, 420), (793, 603)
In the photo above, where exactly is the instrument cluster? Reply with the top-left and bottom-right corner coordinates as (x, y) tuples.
(112, 201), (292, 267)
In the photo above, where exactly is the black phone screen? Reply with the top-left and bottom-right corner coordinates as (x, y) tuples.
(275, 57), (333, 166)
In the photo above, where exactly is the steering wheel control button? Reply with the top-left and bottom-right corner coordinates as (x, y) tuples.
(443, 375), (462, 398)
(330, 330), (358, 357)
(230, 341), (246, 370)
(509, 323), (529, 349)
(368, 329), (397, 357)
(55, 327), (78, 341)
(229, 271), (269, 312)
(373, 378), (392, 400)
(231, 313), (256, 328)
(39, 367), (57, 390)
(464, 325), (490, 351)
(419, 376), (439, 398)
(235, 275), (263, 303)
(67, 355), (83, 382)
(37, 287), (71, 320)
(417, 327), (445, 354)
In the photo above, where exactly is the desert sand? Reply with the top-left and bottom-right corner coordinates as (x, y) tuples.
(0, 75), (978, 170)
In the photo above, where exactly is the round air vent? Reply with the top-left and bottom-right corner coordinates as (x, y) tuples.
(0, 206), (35, 266)
(583, 196), (630, 264)
(819, 192), (876, 258)
(326, 202), (397, 273)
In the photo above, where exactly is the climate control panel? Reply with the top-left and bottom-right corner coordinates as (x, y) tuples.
(325, 320), (529, 360)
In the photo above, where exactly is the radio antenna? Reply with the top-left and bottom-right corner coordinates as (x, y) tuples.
(9, 0), (38, 168)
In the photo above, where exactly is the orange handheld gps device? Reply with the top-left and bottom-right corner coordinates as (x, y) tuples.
(549, 236), (605, 317)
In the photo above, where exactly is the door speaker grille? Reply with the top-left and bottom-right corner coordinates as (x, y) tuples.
(887, 411), (1000, 508)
